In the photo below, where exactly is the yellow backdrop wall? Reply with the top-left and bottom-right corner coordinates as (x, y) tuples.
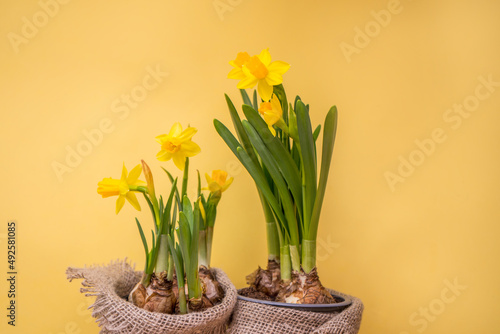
(1, 0), (499, 333)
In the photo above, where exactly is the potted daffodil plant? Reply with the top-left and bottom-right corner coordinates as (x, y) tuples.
(215, 49), (363, 333)
(68, 123), (237, 334)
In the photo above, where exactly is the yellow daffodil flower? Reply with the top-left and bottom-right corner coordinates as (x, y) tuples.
(258, 94), (284, 136)
(228, 49), (290, 101)
(156, 123), (201, 170)
(204, 170), (233, 194)
(97, 164), (146, 214)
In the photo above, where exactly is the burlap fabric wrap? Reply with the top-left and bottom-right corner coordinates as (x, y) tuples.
(227, 289), (363, 334)
(66, 259), (237, 334)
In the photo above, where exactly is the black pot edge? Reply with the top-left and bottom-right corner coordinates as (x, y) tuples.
(236, 291), (352, 313)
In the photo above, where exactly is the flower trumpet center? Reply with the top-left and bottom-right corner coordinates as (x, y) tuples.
(259, 102), (272, 116)
(246, 56), (268, 79)
(234, 52), (251, 68)
(162, 140), (181, 153)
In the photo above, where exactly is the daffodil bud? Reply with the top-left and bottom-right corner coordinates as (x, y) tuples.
(141, 160), (156, 200)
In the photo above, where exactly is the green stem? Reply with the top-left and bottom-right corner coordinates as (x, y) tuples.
(280, 245), (292, 282)
(167, 253), (174, 280)
(155, 235), (169, 273)
(301, 239), (316, 274)
(206, 226), (214, 267)
(141, 272), (151, 287)
(289, 244), (301, 272)
(181, 158), (189, 205)
(187, 270), (201, 300)
(199, 229), (208, 267)
(266, 221), (280, 262)
(260, 190), (281, 262)
(178, 286), (187, 314)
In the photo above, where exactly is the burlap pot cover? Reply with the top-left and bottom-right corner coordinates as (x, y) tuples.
(66, 259), (237, 334)
(227, 289), (363, 334)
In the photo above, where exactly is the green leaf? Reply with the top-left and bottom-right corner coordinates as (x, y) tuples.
(236, 147), (289, 239)
(166, 235), (184, 287)
(135, 218), (149, 267)
(147, 229), (157, 273)
(273, 84), (288, 125)
(296, 100), (317, 233)
(161, 178), (178, 235)
(177, 212), (192, 270)
(224, 94), (259, 163)
(240, 89), (252, 106)
(309, 106), (337, 240)
(214, 119), (243, 158)
(242, 120), (300, 246)
(162, 167), (182, 212)
(294, 95), (302, 110)
(142, 193), (157, 232)
(182, 195), (193, 230)
(158, 196), (164, 224)
(189, 199), (201, 277)
(197, 170), (201, 197)
(181, 158), (189, 203)
(313, 124), (321, 142)
(252, 90), (259, 110)
(242, 105), (303, 215)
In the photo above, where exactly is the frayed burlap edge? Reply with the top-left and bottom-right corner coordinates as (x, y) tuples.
(66, 259), (237, 334)
(227, 289), (363, 334)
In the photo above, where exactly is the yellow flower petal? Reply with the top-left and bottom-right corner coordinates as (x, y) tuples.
(169, 122), (183, 137)
(268, 125), (276, 136)
(208, 182), (221, 192)
(178, 127), (198, 142)
(126, 192), (141, 211)
(271, 94), (282, 111)
(257, 48), (272, 67)
(156, 150), (172, 161)
(181, 140), (201, 157)
(127, 164), (142, 184)
(237, 69), (259, 89)
(264, 71), (284, 86)
(263, 112), (280, 126)
(120, 163), (128, 181)
(268, 61), (290, 75)
(228, 67), (246, 80)
(222, 177), (234, 192)
(155, 134), (167, 144)
(172, 153), (186, 171)
(115, 196), (126, 214)
(257, 80), (273, 101)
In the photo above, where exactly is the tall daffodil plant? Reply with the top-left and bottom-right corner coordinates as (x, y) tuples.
(215, 48), (338, 304)
(97, 123), (231, 314)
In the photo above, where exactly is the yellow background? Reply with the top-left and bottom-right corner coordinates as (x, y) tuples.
(1, 0), (499, 333)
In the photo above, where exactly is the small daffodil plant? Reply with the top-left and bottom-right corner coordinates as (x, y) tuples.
(215, 48), (338, 304)
(97, 123), (232, 314)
